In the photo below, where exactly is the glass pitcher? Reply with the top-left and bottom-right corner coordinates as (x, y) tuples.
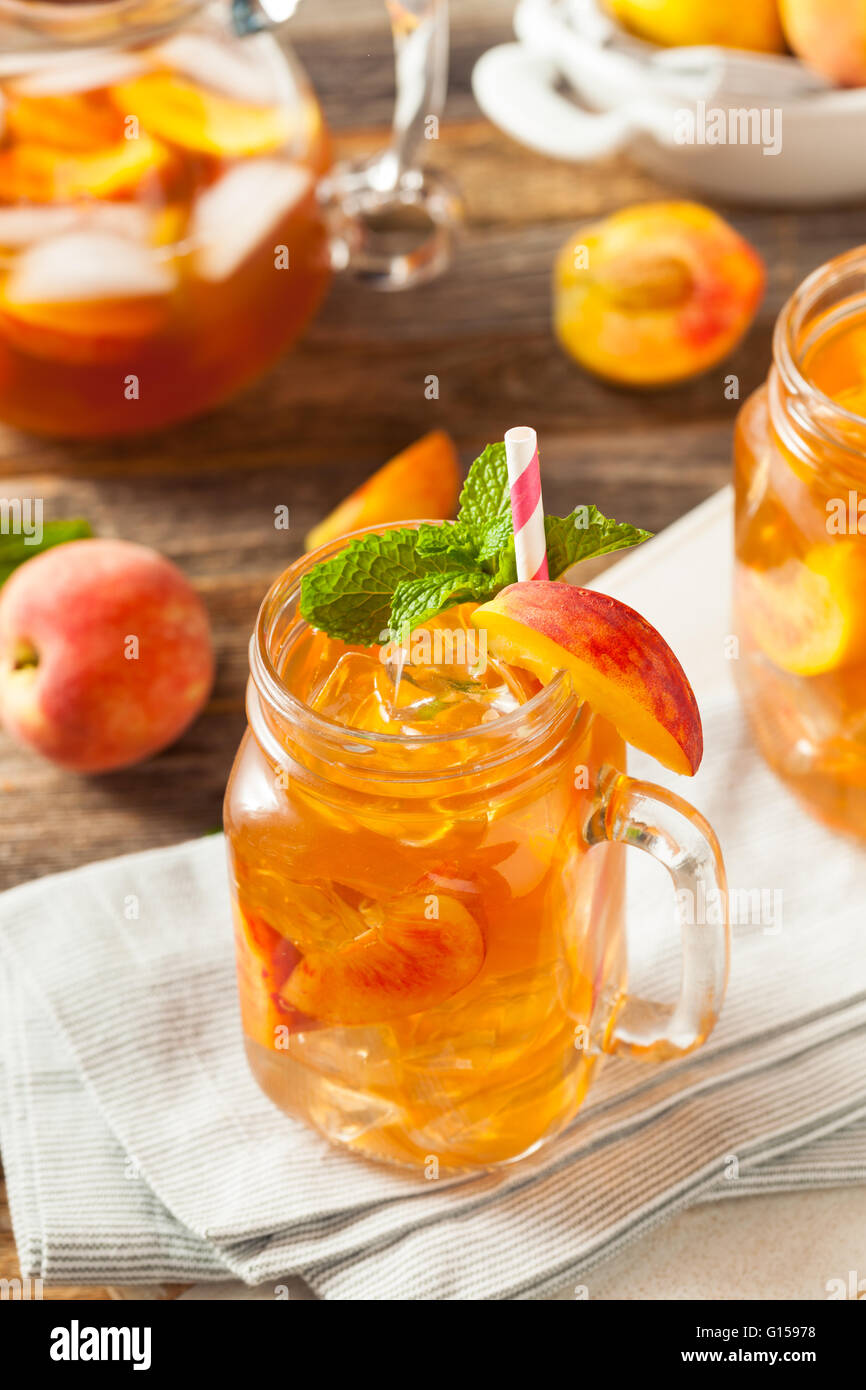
(0, 0), (456, 436)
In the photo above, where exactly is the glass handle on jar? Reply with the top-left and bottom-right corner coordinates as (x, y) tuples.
(319, 0), (461, 289)
(585, 768), (730, 1060)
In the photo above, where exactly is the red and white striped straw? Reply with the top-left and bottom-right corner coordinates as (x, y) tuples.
(505, 425), (548, 582)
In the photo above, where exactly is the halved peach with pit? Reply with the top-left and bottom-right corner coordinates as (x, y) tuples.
(553, 201), (764, 387)
(111, 73), (292, 157)
(738, 541), (866, 676)
(305, 431), (460, 551)
(471, 581), (702, 776)
(281, 892), (485, 1026)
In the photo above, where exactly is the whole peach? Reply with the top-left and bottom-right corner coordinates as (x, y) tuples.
(779, 0), (866, 86)
(0, 538), (214, 772)
(608, 0), (785, 53)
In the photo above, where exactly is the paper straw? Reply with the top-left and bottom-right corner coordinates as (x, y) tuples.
(505, 426), (549, 582)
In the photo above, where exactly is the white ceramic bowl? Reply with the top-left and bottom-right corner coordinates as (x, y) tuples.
(472, 0), (866, 206)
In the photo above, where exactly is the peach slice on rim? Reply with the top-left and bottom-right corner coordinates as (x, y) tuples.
(470, 581), (702, 776)
(281, 892), (485, 1026)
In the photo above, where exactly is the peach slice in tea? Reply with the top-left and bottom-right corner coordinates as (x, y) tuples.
(0, 132), (171, 203)
(234, 910), (312, 1048)
(472, 580), (703, 776)
(305, 431), (461, 551)
(188, 159), (313, 282)
(111, 72), (292, 157)
(738, 542), (866, 677)
(282, 892), (486, 1026)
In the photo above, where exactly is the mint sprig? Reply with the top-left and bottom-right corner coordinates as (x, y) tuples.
(300, 443), (651, 644)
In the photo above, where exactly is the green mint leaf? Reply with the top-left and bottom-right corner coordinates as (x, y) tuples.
(399, 697), (450, 723)
(300, 527), (454, 645)
(545, 506), (651, 579)
(300, 441), (653, 644)
(415, 521), (479, 568)
(0, 518), (92, 586)
(390, 568), (497, 635)
(456, 442), (511, 536)
(473, 511), (515, 566)
(491, 535), (518, 590)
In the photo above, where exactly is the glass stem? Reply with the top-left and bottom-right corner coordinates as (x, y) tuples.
(382, 0), (449, 190)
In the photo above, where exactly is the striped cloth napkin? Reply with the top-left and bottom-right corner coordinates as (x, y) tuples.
(2, 488), (866, 1300)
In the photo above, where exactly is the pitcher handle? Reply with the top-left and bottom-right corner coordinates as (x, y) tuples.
(586, 768), (730, 1061)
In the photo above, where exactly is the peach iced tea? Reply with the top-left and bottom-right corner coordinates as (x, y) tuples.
(225, 443), (729, 1171)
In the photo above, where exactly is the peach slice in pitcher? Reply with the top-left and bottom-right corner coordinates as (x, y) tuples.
(281, 893), (485, 1026)
(305, 431), (461, 551)
(110, 72), (292, 157)
(5, 92), (126, 151)
(0, 132), (171, 203)
(471, 581), (702, 776)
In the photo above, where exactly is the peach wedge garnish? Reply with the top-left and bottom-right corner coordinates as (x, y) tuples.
(553, 201), (764, 387)
(471, 581), (702, 776)
(281, 892), (485, 1026)
(305, 431), (460, 551)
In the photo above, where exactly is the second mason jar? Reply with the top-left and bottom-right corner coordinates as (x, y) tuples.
(734, 246), (866, 839)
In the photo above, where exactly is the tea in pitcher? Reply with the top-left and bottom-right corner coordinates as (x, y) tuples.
(0, 29), (331, 435)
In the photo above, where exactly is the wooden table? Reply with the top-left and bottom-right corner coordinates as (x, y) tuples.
(1, 0), (865, 1299)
